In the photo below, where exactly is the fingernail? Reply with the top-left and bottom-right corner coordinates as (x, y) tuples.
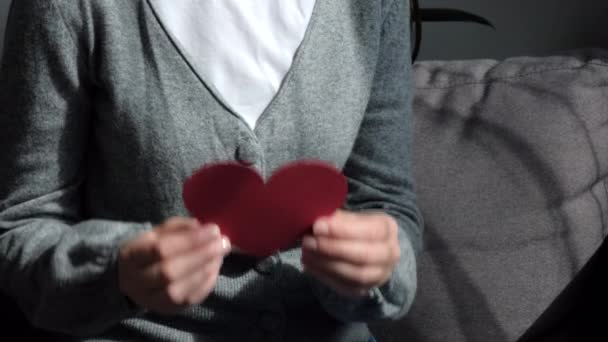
(302, 236), (318, 251)
(313, 221), (329, 236)
(221, 237), (231, 252)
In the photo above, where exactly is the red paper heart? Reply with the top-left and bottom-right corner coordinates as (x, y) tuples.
(182, 160), (347, 257)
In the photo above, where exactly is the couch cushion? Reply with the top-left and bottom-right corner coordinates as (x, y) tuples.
(373, 49), (608, 342)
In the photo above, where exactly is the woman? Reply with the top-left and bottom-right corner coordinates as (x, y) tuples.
(0, 0), (423, 341)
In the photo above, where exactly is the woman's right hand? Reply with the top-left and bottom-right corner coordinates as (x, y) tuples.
(118, 217), (231, 314)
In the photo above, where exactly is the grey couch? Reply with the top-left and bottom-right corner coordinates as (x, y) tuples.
(373, 49), (608, 342)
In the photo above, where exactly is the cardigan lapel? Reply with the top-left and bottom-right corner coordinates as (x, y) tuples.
(146, 0), (321, 130)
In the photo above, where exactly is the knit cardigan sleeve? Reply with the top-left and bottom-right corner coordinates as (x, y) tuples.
(0, 0), (147, 335)
(309, 0), (424, 322)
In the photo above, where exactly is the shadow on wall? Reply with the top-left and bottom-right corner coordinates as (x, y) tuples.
(0, 0), (12, 59)
(416, 0), (608, 60)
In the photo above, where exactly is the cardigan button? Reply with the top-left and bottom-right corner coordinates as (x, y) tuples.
(235, 144), (260, 166)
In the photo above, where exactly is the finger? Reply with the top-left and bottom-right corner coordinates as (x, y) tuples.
(136, 289), (185, 315)
(154, 257), (223, 312)
(135, 284), (186, 315)
(157, 217), (201, 235)
(185, 258), (223, 305)
(301, 235), (399, 265)
(123, 219), (214, 266)
(121, 230), (160, 266)
(313, 211), (396, 242)
(143, 236), (229, 289)
(302, 249), (390, 290)
(302, 257), (370, 298)
(154, 224), (222, 260)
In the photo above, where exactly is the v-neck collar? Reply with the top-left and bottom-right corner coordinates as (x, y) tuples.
(146, 0), (322, 133)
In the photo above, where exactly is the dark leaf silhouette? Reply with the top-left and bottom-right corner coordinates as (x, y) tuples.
(410, 1), (495, 61)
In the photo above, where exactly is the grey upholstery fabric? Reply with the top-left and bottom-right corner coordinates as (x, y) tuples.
(373, 49), (608, 342)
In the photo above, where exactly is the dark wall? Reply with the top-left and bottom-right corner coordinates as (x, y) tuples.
(0, 0), (9, 57)
(417, 0), (608, 60)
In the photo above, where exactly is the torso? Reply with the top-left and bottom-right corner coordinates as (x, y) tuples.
(59, 0), (391, 340)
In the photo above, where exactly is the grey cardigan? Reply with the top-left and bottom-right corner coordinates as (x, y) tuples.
(0, 0), (423, 341)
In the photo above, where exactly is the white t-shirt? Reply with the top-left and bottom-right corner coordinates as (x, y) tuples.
(150, 0), (317, 130)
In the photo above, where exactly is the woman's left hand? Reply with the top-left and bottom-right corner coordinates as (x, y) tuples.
(301, 209), (401, 298)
